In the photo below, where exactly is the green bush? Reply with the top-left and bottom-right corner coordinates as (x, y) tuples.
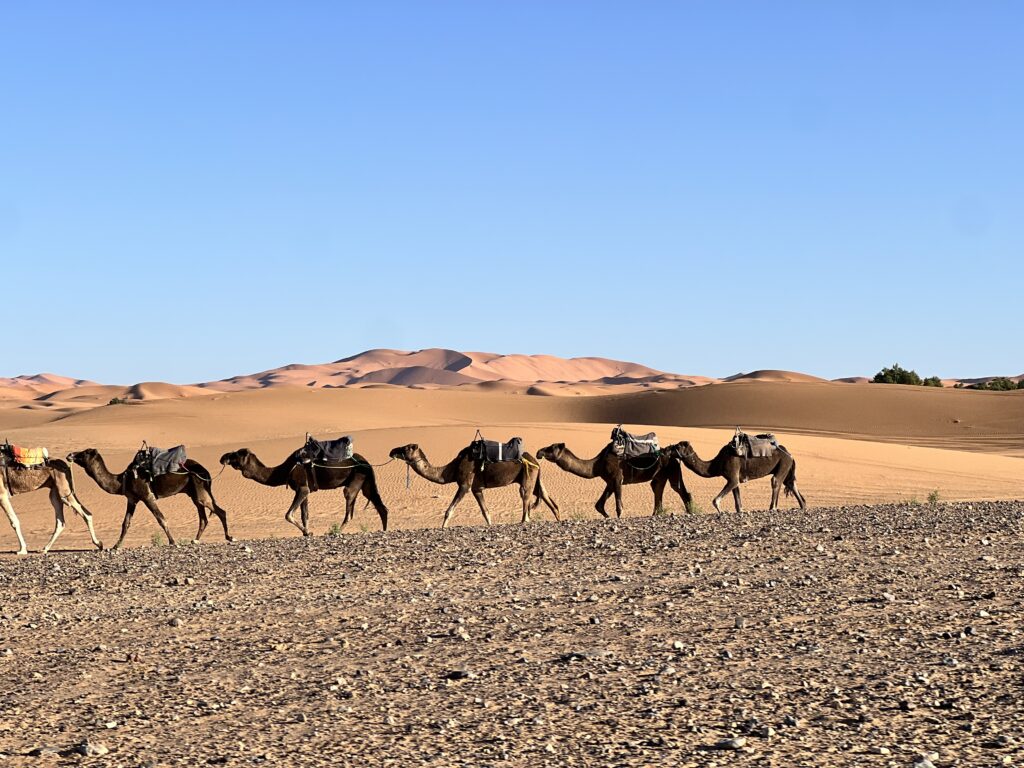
(108, 397), (128, 405)
(971, 377), (1020, 391)
(872, 364), (943, 387)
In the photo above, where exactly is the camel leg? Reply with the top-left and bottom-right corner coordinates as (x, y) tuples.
(194, 483), (232, 542)
(341, 484), (360, 528)
(519, 482), (531, 524)
(732, 485), (743, 514)
(41, 487), (66, 554)
(650, 474), (668, 516)
(300, 499), (312, 536)
(535, 477), (560, 521)
(670, 465), (694, 513)
(142, 496), (177, 546)
(193, 501), (210, 543)
(712, 480), (738, 513)
(113, 500), (138, 549)
(359, 473), (389, 532)
(284, 487), (310, 534)
(612, 479), (624, 518)
(0, 491), (27, 555)
(62, 492), (103, 550)
(471, 488), (493, 526)
(594, 485), (612, 518)
(770, 475), (782, 511)
(441, 486), (469, 529)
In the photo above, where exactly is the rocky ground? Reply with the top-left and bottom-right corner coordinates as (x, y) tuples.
(0, 502), (1022, 767)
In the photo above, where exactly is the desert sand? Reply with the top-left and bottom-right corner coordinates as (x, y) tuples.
(1, 350), (1023, 765)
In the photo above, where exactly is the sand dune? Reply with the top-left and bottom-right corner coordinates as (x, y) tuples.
(725, 369), (828, 383)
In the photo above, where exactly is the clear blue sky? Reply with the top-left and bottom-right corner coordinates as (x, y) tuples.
(2, 2), (1021, 383)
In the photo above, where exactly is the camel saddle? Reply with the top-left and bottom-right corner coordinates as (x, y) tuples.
(131, 444), (188, 481)
(609, 426), (659, 458)
(731, 429), (780, 458)
(470, 437), (524, 464)
(0, 442), (49, 468)
(303, 435), (354, 465)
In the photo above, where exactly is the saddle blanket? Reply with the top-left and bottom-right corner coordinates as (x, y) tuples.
(10, 446), (49, 467)
(134, 445), (188, 477)
(471, 437), (524, 463)
(305, 435), (354, 463)
(609, 426), (659, 458)
(732, 431), (779, 458)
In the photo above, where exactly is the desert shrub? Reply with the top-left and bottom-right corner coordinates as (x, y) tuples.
(150, 533), (166, 547)
(872, 364), (944, 387)
(108, 397), (128, 405)
(972, 377), (1019, 391)
(327, 522), (343, 537)
(927, 489), (941, 505)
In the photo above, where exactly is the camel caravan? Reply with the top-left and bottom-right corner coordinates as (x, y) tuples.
(0, 426), (806, 553)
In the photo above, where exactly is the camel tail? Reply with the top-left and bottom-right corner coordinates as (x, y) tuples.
(783, 460), (798, 497)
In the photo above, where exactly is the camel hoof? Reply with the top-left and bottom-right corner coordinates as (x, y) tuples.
(226, 536), (235, 543)
(95, 542), (105, 551)
(16, 549), (28, 556)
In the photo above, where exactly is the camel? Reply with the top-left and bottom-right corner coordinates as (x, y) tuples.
(388, 443), (560, 528)
(67, 448), (231, 548)
(663, 440), (807, 513)
(0, 458), (103, 554)
(536, 443), (693, 517)
(219, 448), (388, 534)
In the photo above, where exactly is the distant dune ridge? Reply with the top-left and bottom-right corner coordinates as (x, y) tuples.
(1, 349), (1022, 406)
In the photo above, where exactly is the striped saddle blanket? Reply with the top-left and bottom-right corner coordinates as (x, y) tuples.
(2, 445), (49, 467)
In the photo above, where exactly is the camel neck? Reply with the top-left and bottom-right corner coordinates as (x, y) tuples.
(408, 453), (453, 485)
(242, 454), (291, 487)
(680, 449), (714, 478)
(552, 448), (600, 479)
(81, 455), (125, 495)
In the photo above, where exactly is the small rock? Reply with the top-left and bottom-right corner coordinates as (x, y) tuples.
(168, 617), (182, 628)
(445, 668), (473, 681)
(869, 746), (891, 755)
(73, 741), (109, 757)
(713, 736), (747, 750)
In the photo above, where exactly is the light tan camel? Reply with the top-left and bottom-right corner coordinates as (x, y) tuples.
(537, 442), (692, 517)
(664, 440), (806, 513)
(0, 459), (103, 554)
(67, 448), (231, 548)
(219, 448), (388, 534)
(389, 443), (560, 528)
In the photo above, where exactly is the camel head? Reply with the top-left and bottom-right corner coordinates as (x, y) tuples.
(536, 443), (565, 462)
(389, 444), (421, 463)
(219, 449), (252, 470)
(66, 447), (101, 466)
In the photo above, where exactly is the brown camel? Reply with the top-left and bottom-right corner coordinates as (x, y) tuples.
(389, 443), (560, 528)
(537, 443), (693, 517)
(67, 448), (232, 548)
(219, 448), (388, 534)
(0, 459), (103, 554)
(663, 440), (807, 513)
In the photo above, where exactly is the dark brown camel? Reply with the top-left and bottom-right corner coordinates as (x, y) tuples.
(536, 443), (692, 517)
(219, 448), (388, 534)
(389, 443), (560, 528)
(67, 448), (231, 548)
(663, 440), (807, 513)
(0, 460), (103, 554)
